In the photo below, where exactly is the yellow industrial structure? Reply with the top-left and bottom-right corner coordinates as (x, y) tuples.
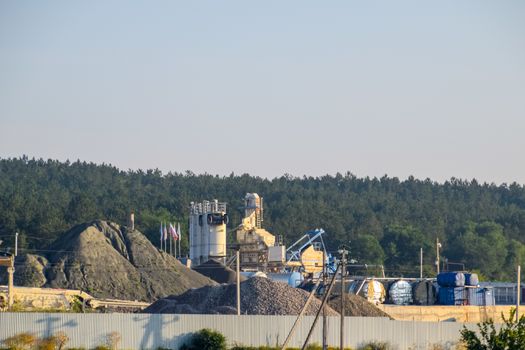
(233, 193), (325, 275)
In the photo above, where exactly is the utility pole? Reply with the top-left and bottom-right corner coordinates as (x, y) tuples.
(436, 238), (441, 274)
(15, 232), (18, 257)
(338, 246), (348, 350)
(420, 247), (423, 279)
(236, 249), (241, 316)
(517, 265), (521, 322)
(322, 250), (327, 350)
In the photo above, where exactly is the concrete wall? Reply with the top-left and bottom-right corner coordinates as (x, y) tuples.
(0, 313), (475, 349)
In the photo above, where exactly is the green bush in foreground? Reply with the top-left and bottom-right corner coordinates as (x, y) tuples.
(181, 328), (227, 350)
(460, 309), (525, 349)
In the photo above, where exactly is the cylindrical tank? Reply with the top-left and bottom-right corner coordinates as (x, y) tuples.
(412, 281), (437, 305)
(348, 280), (386, 304)
(207, 212), (227, 260)
(437, 272), (465, 287)
(189, 213), (201, 262)
(465, 273), (479, 286)
(388, 280), (413, 305)
(267, 272), (304, 288)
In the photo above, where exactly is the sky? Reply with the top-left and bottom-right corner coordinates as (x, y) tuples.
(0, 1), (524, 184)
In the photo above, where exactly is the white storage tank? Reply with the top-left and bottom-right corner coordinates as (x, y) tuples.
(388, 280), (413, 305)
(189, 199), (228, 265)
(348, 280), (386, 304)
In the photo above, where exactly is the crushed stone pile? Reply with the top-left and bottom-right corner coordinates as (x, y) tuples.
(328, 293), (391, 318)
(144, 276), (339, 316)
(4, 220), (216, 302)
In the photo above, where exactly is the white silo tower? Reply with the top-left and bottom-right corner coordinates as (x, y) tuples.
(189, 199), (228, 266)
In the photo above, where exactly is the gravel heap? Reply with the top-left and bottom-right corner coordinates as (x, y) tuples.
(144, 277), (339, 316)
(8, 220), (216, 301)
(328, 293), (391, 318)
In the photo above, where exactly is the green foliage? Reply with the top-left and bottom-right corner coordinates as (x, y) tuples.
(460, 309), (525, 349)
(182, 328), (227, 350)
(357, 341), (391, 350)
(2, 157), (525, 279)
(351, 234), (385, 265)
(449, 222), (508, 279)
(92, 346), (111, 350)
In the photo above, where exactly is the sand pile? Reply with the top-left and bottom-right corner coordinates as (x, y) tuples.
(328, 293), (391, 318)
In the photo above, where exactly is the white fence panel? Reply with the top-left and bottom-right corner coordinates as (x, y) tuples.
(0, 313), (474, 349)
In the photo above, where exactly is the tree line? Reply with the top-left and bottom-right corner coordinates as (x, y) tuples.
(1, 156), (524, 280)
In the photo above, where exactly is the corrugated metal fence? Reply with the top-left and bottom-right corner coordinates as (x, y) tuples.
(0, 313), (473, 349)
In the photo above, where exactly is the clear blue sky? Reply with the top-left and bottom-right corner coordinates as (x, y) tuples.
(1, 1), (524, 184)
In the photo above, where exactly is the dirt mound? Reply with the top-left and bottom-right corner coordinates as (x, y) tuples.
(328, 293), (391, 318)
(10, 220), (216, 301)
(144, 276), (339, 316)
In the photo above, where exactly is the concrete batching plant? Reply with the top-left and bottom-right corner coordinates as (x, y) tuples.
(188, 193), (326, 287)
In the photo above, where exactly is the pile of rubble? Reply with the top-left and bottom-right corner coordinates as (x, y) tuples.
(144, 277), (339, 316)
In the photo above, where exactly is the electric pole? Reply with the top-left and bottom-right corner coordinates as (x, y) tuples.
(236, 249), (241, 316)
(338, 246), (348, 350)
(15, 232), (18, 257)
(322, 249), (327, 350)
(517, 265), (521, 322)
(420, 247), (423, 279)
(436, 238), (441, 274)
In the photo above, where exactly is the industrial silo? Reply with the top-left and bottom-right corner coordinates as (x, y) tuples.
(189, 199), (228, 265)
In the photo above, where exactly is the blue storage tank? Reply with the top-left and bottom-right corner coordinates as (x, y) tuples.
(437, 272), (465, 287)
(464, 273), (479, 286)
(266, 272), (303, 287)
(438, 287), (467, 305)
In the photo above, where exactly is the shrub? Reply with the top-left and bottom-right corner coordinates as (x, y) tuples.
(2, 333), (37, 350)
(358, 341), (391, 350)
(93, 346), (111, 350)
(460, 308), (525, 349)
(182, 329), (226, 350)
(37, 337), (57, 350)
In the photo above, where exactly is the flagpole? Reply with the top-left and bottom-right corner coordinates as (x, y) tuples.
(178, 222), (182, 259)
(163, 222), (167, 253)
(169, 228), (173, 256)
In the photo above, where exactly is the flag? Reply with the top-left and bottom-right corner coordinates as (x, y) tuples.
(177, 222), (182, 240)
(159, 222), (163, 241)
(169, 223), (178, 240)
(163, 222), (168, 241)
